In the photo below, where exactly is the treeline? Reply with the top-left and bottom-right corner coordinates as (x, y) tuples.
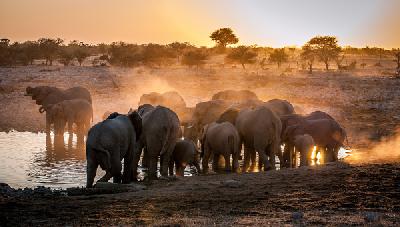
(1, 28), (399, 74)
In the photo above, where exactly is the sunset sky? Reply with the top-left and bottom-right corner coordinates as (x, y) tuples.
(1, 0), (399, 48)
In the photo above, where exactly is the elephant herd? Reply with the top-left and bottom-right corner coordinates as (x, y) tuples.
(25, 86), (347, 188)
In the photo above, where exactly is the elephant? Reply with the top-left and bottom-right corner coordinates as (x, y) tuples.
(138, 91), (192, 124)
(218, 106), (282, 172)
(46, 99), (93, 135)
(282, 117), (346, 165)
(280, 111), (346, 167)
(186, 99), (232, 143)
(25, 86), (92, 107)
(200, 122), (241, 173)
(25, 86), (92, 133)
(292, 134), (315, 167)
(169, 139), (201, 176)
(262, 99), (295, 116)
(132, 105), (181, 181)
(85, 111), (142, 188)
(211, 90), (259, 102)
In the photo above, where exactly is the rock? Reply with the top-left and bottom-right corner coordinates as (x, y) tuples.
(292, 211), (304, 220)
(364, 212), (381, 223)
(222, 180), (242, 188)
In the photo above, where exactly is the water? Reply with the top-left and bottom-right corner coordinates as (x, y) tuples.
(0, 131), (352, 189)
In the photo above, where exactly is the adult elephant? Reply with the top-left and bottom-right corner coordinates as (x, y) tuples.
(200, 122), (241, 173)
(211, 90), (259, 102)
(85, 111), (142, 188)
(132, 105), (180, 181)
(218, 106), (282, 172)
(47, 99), (93, 135)
(262, 99), (295, 116)
(185, 99), (231, 143)
(25, 86), (92, 133)
(281, 111), (346, 166)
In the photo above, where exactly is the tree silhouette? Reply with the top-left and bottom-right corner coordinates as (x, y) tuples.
(59, 46), (74, 66)
(225, 45), (257, 69)
(108, 42), (142, 67)
(38, 38), (63, 66)
(269, 48), (288, 68)
(301, 43), (315, 74)
(142, 43), (176, 67)
(167, 42), (193, 61)
(306, 36), (341, 70)
(210, 28), (239, 50)
(181, 49), (208, 68)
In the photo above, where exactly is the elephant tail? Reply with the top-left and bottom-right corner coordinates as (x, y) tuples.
(228, 135), (235, 155)
(160, 126), (172, 156)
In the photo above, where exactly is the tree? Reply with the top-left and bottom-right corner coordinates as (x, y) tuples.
(59, 46), (74, 66)
(181, 49), (208, 68)
(306, 36), (341, 70)
(225, 45), (257, 69)
(167, 42), (193, 61)
(301, 43), (315, 74)
(269, 48), (288, 68)
(38, 38), (63, 66)
(210, 28), (239, 50)
(20, 41), (40, 65)
(394, 48), (400, 76)
(142, 43), (176, 67)
(108, 42), (142, 67)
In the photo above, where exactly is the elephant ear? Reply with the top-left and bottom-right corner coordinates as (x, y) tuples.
(217, 108), (239, 124)
(128, 111), (142, 141)
(106, 112), (120, 120)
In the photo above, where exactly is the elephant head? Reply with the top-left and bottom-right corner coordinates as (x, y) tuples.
(216, 108), (240, 125)
(282, 124), (306, 143)
(293, 134), (315, 166)
(138, 104), (155, 117)
(25, 86), (58, 105)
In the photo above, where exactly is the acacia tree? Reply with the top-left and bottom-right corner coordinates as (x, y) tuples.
(269, 48), (288, 68)
(301, 43), (315, 74)
(225, 45), (257, 69)
(306, 36), (341, 70)
(210, 28), (239, 51)
(181, 49), (208, 69)
(167, 42), (193, 61)
(38, 38), (63, 66)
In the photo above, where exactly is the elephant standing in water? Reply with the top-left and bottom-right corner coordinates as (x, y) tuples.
(85, 111), (142, 188)
(25, 86), (92, 134)
(281, 111), (346, 166)
(169, 139), (201, 176)
(200, 122), (241, 173)
(133, 105), (180, 181)
(46, 99), (93, 135)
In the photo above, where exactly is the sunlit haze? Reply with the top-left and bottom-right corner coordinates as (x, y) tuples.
(1, 0), (399, 48)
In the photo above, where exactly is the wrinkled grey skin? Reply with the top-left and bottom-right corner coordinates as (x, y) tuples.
(262, 99), (295, 117)
(138, 91), (193, 124)
(293, 134), (315, 167)
(186, 100), (232, 144)
(25, 86), (92, 133)
(133, 105), (180, 181)
(200, 122), (241, 173)
(46, 99), (93, 135)
(211, 90), (259, 102)
(281, 111), (346, 166)
(85, 111), (142, 188)
(169, 139), (201, 176)
(233, 107), (282, 172)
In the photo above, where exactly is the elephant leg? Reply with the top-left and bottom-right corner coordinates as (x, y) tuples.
(160, 152), (171, 178)
(212, 154), (219, 172)
(269, 143), (278, 170)
(142, 147), (150, 169)
(111, 159), (122, 184)
(169, 160), (174, 176)
(193, 162), (201, 175)
(176, 165), (185, 177)
(223, 153), (231, 172)
(67, 121), (73, 135)
(332, 146), (339, 162)
(202, 146), (211, 174)
(122, 150), (134, 184)
(232, 152), (239, 173)
(258, 156), (263, 171)
(98, 171), (112, 182)
(86, 160), (98, 188)
(300, 151), (307, 167)
(148, 154), (158, 180)
(243, 146), (252, 173)
(250, 149), (257, 171)
(258, 149), (270, 171)
(131, 145), (143, 181)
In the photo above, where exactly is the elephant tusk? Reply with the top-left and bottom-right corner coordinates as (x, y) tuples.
(39, 106), (45, 113)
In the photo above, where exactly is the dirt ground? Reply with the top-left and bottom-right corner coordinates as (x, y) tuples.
(1, 162), (399, 226)
(1, 62), (400, 225)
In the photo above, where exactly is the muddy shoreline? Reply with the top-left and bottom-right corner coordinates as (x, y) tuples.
(1, 162), (399, 226)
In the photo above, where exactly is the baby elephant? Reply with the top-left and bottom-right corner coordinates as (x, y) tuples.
(293, 134), (315, 167)
(201, 122), (240, 173)
(49, 99), (93, 135)
(169, 139), (201, 176)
